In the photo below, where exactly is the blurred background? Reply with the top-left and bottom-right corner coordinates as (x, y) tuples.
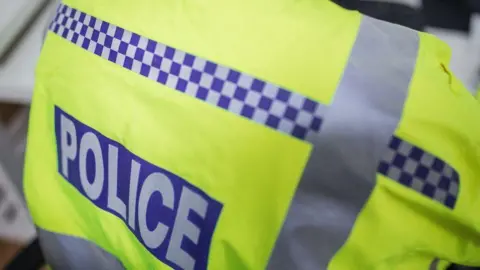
(0, 0), (478, 268)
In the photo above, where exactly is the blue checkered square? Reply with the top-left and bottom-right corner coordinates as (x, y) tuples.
(50, 4), (326, 140)
(378, 136), (459, 208)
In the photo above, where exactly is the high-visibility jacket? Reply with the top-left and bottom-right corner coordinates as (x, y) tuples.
(24, 0), (480, 269)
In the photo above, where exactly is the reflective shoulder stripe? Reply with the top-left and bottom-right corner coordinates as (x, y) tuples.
(38, 228), (124, 270)
(268, 16), (421, 269)
(268, 14), (462, 269)
(50, 4), (326, 141)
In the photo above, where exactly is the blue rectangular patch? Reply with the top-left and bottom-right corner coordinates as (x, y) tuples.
(54, 106), (222, 270)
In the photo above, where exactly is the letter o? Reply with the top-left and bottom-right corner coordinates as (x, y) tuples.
(79, 132), (104, 200)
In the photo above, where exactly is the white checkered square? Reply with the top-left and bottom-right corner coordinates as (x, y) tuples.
(278, 119), (295, 134)
(199, 74), (214, 89)
(237, 74), (254, 89)
(173, 51), (186, 64)
(205, 91), (221, 105)
(245, 91), (261, 107)
(137, 37), (149, 50)
(185, 82), (199, 97)
(270, 100), (287, 117)
(178, 66), (193, 80)
(192, 58), (206, 71)
(296, 111), (314, 129)
(251, 110), (269, 124)
(213, 66), (229, 80)
(165, 75), (179, 89)
(147, 68), (160, 82)
(263, 84), (279, 99)
(222, 82), (236, 98)
(160, 58), (173, 73)
(228, 99), (244, 115)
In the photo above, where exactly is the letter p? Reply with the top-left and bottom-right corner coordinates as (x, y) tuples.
(60, 114), (77, 178)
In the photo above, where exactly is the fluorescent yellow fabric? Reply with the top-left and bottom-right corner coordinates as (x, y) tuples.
(26, 34), (307, 269)
(24, 0), (480, 269)
(25, 1), (359, 269)
(330, 32), (480, 269)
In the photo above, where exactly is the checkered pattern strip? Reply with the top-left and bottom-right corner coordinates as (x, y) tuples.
(378, 136), (459, 208)
(49, 4), (326, 140)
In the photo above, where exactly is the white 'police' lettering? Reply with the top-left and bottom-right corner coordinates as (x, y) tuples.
(57, 110), (222, 270)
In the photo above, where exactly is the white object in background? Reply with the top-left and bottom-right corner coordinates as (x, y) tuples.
(0, 0), (48, 58)
(468, 14), (480, 90)
(362, 0), (421, 9)
(0, 162), (36, 243)
(6, 108), (29, 158)
(0, 0), (56, 104)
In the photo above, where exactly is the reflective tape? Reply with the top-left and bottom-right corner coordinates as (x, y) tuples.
(378, 136), (459, 208)
(38, 229), (125, 270)
(268, 16), (419, 269)
(50, 4), (326, 140)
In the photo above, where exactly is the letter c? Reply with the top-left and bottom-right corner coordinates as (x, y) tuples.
(138, 172), (175, 249)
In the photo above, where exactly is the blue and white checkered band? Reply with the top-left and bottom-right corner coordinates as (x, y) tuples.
(50, 4), (325, 140)
(378, 136), (459, 208)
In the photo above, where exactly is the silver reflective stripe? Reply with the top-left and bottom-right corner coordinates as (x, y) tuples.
(38, 228), (125, 270)
(268, 16), (419, 269)
(430, 258), (439, 270)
